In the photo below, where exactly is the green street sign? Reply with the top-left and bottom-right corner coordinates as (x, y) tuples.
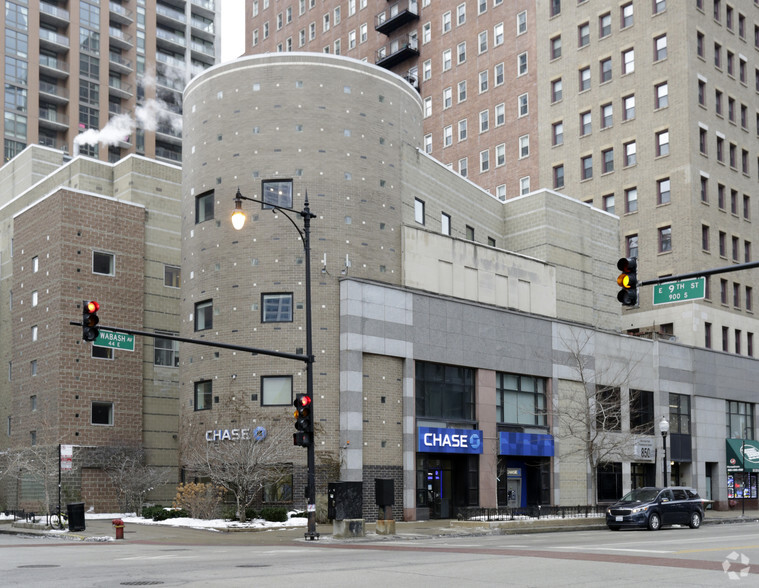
(93, 330), (135, 351)
(652, 277), (706, 305)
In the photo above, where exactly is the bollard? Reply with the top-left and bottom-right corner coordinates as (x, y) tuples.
(112, 518), (124, 540)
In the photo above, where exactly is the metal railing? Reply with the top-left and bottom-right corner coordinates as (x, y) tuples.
(456, 504), (605, 521)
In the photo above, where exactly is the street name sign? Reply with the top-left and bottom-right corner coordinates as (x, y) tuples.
(653, 277), (706, 306)
(94, 330), (135, 351)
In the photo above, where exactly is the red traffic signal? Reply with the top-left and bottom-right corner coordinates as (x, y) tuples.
(616, 258), (638, 307)
(82, 300), (100, 342)
(293, 394), (313, 447)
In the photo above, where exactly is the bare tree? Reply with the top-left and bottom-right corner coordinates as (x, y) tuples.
(554, 326), (647, 505)
(8, 445), (60, 515)
(100, 447), (173, 514)
(182, 420), (293, 522)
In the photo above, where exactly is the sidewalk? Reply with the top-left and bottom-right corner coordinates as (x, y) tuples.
(2, 508), (758, 545)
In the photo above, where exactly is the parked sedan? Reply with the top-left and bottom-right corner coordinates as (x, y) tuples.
(606, 486), (705, 531)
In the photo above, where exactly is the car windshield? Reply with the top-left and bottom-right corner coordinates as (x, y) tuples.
(619, 488), (659, 503)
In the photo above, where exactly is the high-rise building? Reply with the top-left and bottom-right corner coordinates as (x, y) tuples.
(245, 0), (759, 352)
(2, 0), (220, 165)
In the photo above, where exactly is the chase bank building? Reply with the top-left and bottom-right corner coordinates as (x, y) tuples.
(179, 53), (754, 520)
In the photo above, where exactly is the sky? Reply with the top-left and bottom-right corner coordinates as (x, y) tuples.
(220, 0), (247, 63)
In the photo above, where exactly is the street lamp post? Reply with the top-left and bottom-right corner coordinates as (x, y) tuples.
(233, 182), (319, 541)
(659, 416), (669, 487)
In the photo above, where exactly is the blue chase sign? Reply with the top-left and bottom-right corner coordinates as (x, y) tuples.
(418, 427), (484, 454)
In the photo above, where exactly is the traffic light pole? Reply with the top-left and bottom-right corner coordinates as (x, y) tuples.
(639, 260), (759, 287)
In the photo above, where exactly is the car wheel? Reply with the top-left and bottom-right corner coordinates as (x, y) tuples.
(689, 512), (702, 529)
(648, 512), (661, 531)
(608, 525), (621, 531)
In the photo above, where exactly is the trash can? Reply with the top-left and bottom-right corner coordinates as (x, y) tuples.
(66, 502), (85, 532)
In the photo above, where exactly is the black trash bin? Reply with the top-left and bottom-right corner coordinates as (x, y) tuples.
(66, 502), (85, 532)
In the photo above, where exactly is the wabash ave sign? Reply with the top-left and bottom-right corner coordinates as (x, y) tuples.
(418, 426), (483, 454)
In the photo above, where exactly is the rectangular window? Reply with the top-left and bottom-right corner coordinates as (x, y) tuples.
(458, 119), (467, 141)
(599, 13), (611, 38)
(195, 299), (213, 331)
(702, 224), (710, 250)
(458, 157), (468, 177)
(414, 198), (426, 224)
(602, 148), (614, 173)
(466, 225), (475, 241)
(494, 63), (504, 86)
(726, 400), (753, 439)
(623, 94), (635, 120)
(262, 179), (294, 209)
(92, 401), (114, 425)
(517, 52), (528, 76)
(655, 82), (668, 108)
(596, 386), (622, 431)
(443, 125), (453, 147)
(656, 130), (670, 157)
(496, 373), (547, 426)
(496, 103), (506, 126)
(624, 141), (637, 166)
(580, 111), (591, 135)
(550, 0), (561, 18)
(622, 48), (634, 74)
(578, 22), (590, 47)
(519, 135), (529, 158)
(415, 361), (475, 420)
(441, 213), (451, 236)
(621, 3), (634, 28)
(479, 31), (488, 54)
(552, 121), (563, 146)
(93, 251), (114, 275)
(196, 190), (214, 223)
(164, 265), (181, 288)
(262, 375), (292, 406)
(551, 78), (562, 102)
(627, 233), (639, 257)
(457, 42), (466, 64)
(262, 293), (293, 322)
(553, 164), (565, 189)
(579, 67), (591, 91)
(603, 194), (615, 214)
(581, 155), (593, 179)
(154, 335), (179, 367)
(194, 380), (212, 411)
(480, 150), (489, 172)
(600, 57), (612, 83)
(654, 35), (667, 61)
(551, 35), (562, 59)
(630, 390), (654, 434)
(659, 226), (672, 252)
(496, 144), (506, 167)
(747, 286), (753, 312)
(601, 103), (613, 128)
(517, 11), (527, 34)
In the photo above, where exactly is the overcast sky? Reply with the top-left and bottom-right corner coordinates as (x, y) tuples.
(220, 0), (246, 62)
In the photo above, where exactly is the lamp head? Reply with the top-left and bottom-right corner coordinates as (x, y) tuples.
(231, 188), (246, 230)
(659, 416), (670, 435)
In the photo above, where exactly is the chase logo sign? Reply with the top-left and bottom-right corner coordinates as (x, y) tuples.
(418, 427), (483, 454)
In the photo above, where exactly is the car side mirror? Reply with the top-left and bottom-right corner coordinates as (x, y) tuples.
(661, 497), (669, 503)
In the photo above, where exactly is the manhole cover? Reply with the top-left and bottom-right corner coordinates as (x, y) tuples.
(18, 565), (60, 569)
(236, 564), (271, 568)
(120, 582), (165, 586)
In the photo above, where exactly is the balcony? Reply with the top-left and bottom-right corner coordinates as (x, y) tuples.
(375, 34), (419, 69)
(38, 109), (69, 131)
(403, 68), (419, 91)
(191, 40), (215, 64)
(108, 77), (133, 99)
(38, 134), (67, 152)
(108, 51), (132, 74)
(156, 4), (187, 26)
(191, 17), (215, 41)
(156, 27), (187, 51)
(157, 52), (187, 71)
(39, 28), (70, 53)
(191, 0), (216, 18)
(39, 81), (69, 104)
(109, 1), (134, 25)
(156, 73), (185, 93)
(375, 0), (419, 36)
(155, 144), (182, 163)
(109, 26), (134, 49)
(156, 120), (183, 145)
(39, 54), (69, 78)
(40, 2), (70, 27)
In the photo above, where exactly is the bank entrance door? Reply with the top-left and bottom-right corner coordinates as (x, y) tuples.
(426, 462), (451, 519)
(418, 455), (478, 519)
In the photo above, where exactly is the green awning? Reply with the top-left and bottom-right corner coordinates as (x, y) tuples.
(726, 439), (759, 472)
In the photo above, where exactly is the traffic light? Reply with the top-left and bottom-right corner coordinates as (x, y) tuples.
(616, 257), (638, 307)
(82, 300), (100, 341)
(293, 393), (313, 447)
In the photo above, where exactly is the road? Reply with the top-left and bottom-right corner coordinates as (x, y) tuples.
(2, 523), (758, 586)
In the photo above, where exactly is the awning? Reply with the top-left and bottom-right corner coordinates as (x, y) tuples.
(726, 438), (759, 472)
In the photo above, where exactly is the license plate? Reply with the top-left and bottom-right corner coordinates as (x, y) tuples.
(615, 516), (623, 522)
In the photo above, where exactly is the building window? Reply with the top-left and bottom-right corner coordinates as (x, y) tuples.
(598, 463), (623, 503)
(480, 150), (489, 172)
(553, 164), (565, 189)
(621, 3), (634, 28)
(30, 360), (37, 377)
(656, 130), (670, 157)
(596, 386), (622, 431)
(550, 35), (562, 59)
(551, 78), (563, 102)
(519, 135), (529, 158)
(747, 287), (753, 311)
(578, 22), (590, 47)
(670, 393), (691, 434)
(600, 58), (612, 83)
(719, 231), (727, 257)
(196, 190), (214, 223)
(31, 291), (37, 307)
(624, 141), (637, 166)
(517, 11), (527, 35)
(261, 375), (292, 406)
(579, 67), (591, 91)
(518, 94), (528, 117)
(466, 225), (475, 241)
(442, 11), (451, 33)
(442, 49), (452, 71)
(623, 94), (635, 120)
(415, 361), (475, 421)
(194, 380), (212, 411)
(262, 293), (293, 323)
(520, 177), (531, 195)
(92, 401), (114, 426)
(653, 83), (669, 111)
(496, 373), (547, 426)
(599, 13), (611, 38)
(414, 198), (426, 224)
(722, 325), (729, 351)
(602, 149), (614, 173)
(494, 63), (504, 86)
(154, 335), (179, 367)
(161, 265), (181, 289)
(657, 177), (671, 204)
(479, 70), (488, 93)
(443, 87), (452, 109)
(424, 97), (432, 118)
(443, 125), (453, 147)
(601, 103), (613, 128)
(630, 390), (654, 434)
(32, 256), (38, 273)
(622, 48), (634, 74)
(552, 121), (563, 146)
(550, 0), (561, 18)
(479, 110), (489, 132)
(458, 157), (468, 177)
(517, 52), (528, 76)
(726, 401), (754, 439)
(705, 322), (712, 348)
(581, 155), (593, 180)
(654, 35), (667, 61)
(441, 213), (451, 236)
(479, 31), (488, 54)
(458, 119), (467, 141)
(702, 224), (710, 251)
(457, 80), (466, 102)
(195, 299), (213, 331)
(659, 226), (672, 252)
(496, 144), (506, 167)
(93, 251), (114, 275)
(603, 194), (615, 214)
(495, 103), (505, 126)
(494, 23), (504, 46)
(580, 111), (591, 135)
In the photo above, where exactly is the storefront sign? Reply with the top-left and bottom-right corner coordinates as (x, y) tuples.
(418, 427), (483, 454)
(205, 426), (267, 442)
(634, 437), (655, 462)
(726, 439), (759, 472)
(499, 432), (554, 457)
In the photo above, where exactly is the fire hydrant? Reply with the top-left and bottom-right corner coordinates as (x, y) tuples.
(112, 518), (124, 540)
